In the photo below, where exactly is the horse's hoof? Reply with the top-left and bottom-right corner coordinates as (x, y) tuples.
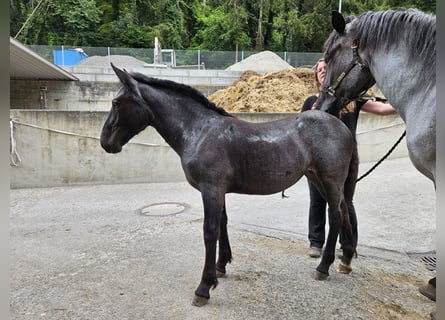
(192, 295), (209, 307)
(313, 270), (329, 280)
(216, 269), (227, 278)
(337, 262), (352, 274)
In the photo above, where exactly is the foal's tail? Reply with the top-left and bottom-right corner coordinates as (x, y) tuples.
(343, 140), (359, 257)
(344, 141), (359, 203)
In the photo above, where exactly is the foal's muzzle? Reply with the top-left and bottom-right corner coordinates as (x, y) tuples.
(100, 139), (122, 153)
(100, 126), (123, 153)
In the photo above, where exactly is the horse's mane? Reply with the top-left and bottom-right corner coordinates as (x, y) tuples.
(129, 72), (234, 117)
(355, 9), (435, 78)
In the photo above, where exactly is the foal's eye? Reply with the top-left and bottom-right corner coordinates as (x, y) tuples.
(112, 100), (119, 108)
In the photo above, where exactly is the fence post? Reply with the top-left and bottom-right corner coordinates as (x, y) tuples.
(235, 44), (238, 63)
(198, 49), (201, 70)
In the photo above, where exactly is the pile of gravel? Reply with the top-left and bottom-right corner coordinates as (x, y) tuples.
(225, 50), (292, 74)
(76, 55), (147, 68)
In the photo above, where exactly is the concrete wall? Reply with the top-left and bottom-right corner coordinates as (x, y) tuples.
(10, 110), (407, 188)
(10, 79), (118, 110)
(355, 112), (407, 164)
(10, 68), (242, 111)
(62, 66), (243, 86)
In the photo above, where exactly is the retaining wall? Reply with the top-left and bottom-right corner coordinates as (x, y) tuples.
(10, 110), (407, 188)
(10, 68), (242, 111)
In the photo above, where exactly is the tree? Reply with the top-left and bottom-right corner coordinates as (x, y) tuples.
(255, 0), (265, 49)
(10, 0), (32, 38)
(14, 0), (101, 46)
(10, 0), (436, 50)
(191, 3), (250, 50)
(387, 0), (435, 12)
(223, 0), (252, 50)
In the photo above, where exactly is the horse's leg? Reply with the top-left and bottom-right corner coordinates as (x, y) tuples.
(338, 145), (359, 273)
(216, 203), (232, 277)
(192, 190), (224, 307)
(314, 187), (344, 280)
(337, 201), (356, 274)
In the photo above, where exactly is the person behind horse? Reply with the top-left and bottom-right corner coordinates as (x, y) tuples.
(301, 58), (397, 258)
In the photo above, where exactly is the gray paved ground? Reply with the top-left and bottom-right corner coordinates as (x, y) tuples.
(10, 157), (436, 319)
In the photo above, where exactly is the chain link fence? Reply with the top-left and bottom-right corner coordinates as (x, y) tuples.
(28, 45), (322, 70)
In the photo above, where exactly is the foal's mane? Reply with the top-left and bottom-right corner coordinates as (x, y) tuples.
(130, 72), (233, 117)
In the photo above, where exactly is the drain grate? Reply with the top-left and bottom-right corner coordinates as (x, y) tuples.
(419, 255), (436, 271)
(137, 202), (190, 217)
(408, 251), (436, 272)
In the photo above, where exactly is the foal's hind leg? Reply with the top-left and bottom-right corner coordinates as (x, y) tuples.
(192, 190), (224, 307)
(313, 182), (345, 280)
(216, 204), (232, 277)
(337, 201), (356, 274)
(338, 144), (359, 273)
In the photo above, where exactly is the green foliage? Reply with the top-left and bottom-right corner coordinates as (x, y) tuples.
(10, 0), (436, 50)
(14, 0), (101, 45)
(386, 0), (435, 12)
(191, 4), (251, 50)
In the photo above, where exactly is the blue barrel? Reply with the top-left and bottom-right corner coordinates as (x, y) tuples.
(53, 49), (87, 66)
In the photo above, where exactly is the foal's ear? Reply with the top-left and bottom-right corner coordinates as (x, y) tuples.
(111, 62), (142, 98)
(332, 11), (346, 33)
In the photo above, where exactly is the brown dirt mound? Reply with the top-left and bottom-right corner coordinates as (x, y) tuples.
(209, 67), (315, 113)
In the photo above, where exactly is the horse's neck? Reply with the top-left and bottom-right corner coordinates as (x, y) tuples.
(369, 50), (434, 121)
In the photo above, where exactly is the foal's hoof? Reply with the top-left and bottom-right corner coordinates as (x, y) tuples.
(216, 269), (227, 278)
(192, 295), (209, 307)
(337, 262), (352, 274)
(313, 270), (329, 280)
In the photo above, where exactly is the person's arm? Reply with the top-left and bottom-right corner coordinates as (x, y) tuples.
(301, 95), (318, 112)
(361, 100), (397, 115)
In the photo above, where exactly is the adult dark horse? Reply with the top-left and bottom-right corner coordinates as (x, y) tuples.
(317, 9), (436, 185)
(100, 64), (359, 306)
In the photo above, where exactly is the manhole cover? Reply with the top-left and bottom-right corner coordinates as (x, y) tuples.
(137, 202), (190, 217)
(408, 251), (436, 272)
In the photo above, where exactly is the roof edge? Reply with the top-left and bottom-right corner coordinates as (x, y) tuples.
(10, 37), (79, 81)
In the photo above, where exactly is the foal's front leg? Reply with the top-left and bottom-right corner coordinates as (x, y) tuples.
(192, 190), (224, 307)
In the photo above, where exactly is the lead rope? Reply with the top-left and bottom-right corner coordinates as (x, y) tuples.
(356, 130), (406, 182)
(10, 119), (22, 166)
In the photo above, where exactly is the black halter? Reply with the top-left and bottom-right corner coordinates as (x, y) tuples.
(323, 39), (374, 105)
